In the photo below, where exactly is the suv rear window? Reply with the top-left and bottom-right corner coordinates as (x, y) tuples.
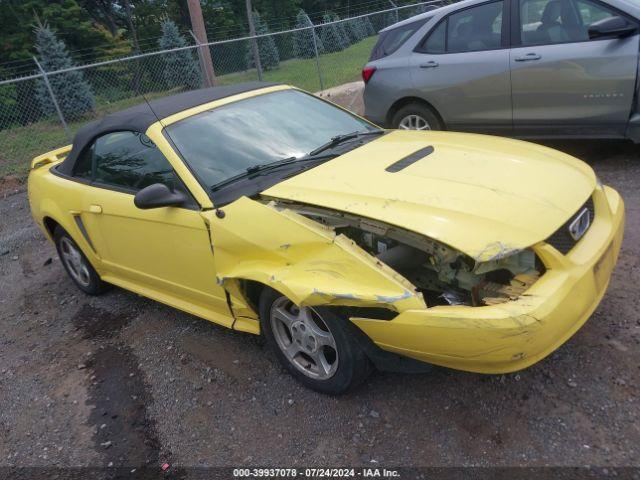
(369, 18), (429, 60)
(416, 1), (504, 53)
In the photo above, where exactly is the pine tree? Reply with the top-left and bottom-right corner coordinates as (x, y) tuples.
(293, 10), (324, 59)
(34, 23), (94, 121)
(332, 14), (351, 47)
(320, 14), (347, 53)
(158, 19), (201, 91)
(383, 11), (399, 29)
(245, 11), (280, 71)
(345, 17), (365, 44)
(362, 15), (376, 36)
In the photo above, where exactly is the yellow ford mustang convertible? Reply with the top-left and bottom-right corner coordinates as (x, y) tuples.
(28, 83), (624, 394)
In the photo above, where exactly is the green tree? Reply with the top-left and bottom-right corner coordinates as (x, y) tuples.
(345, 17), (365, 43)
(244, 0), (300, 31)
(0, 0), (122, 76)
(34, 23), (94, 121)
(293, 9), (323, 59)
(383, 11), (399, 29)
(332, 13), (351, 47)
(158, 19), (201, 91)
(319, 13), (346, 53)
(245, 11), (280, 71)
(77, 0), (121, 37)
(362, 15), (376, 36)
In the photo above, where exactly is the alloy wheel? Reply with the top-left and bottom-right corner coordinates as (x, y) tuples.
(398, 114), (431, 130)
(59, 237), (91, 287)
(269, 297), (339, 380)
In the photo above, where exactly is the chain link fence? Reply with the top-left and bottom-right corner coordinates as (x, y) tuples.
(0, 1), (448, 180)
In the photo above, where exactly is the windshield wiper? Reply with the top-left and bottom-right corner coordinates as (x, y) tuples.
(210, 154), (336, 192)
(211, 131), (385, 192)
(245, 155), (299, 175)
(309, 129), (385, 156)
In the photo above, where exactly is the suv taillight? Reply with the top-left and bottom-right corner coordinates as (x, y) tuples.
(362, 66), (376, 84)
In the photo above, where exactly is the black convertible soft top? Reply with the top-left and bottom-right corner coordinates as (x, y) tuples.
(57, 81), (279, 176)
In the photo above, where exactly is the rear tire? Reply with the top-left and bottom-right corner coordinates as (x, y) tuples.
(54, 226), (108, 295)
(259, 288), (371, 395)
(392, 103), (442, 131)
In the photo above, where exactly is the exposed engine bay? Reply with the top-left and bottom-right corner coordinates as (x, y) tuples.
(269, 200), (544, 307)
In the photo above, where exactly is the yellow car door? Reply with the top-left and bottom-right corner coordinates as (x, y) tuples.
(74, 130), (231, 325)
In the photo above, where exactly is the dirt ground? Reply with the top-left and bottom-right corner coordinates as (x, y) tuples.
(1, 85), (639, 474)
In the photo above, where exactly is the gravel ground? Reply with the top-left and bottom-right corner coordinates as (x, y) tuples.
(0, 86), (639, 474)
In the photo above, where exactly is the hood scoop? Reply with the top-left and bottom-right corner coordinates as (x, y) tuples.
(385, 145), (434, 173)
(263, 130), (595, 259)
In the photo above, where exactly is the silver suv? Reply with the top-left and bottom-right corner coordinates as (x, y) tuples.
(363, 0), (640, 141)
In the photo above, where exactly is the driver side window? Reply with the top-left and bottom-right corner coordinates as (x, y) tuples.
(518, 0), (618, 46)
(74, 131), (179, 192)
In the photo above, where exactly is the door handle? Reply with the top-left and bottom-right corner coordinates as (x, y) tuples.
(515, 53), (541, 62)
(419, 61), (439, 68)
(89, 204), (102, 214)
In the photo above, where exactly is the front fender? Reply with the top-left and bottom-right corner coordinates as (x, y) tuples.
(202, 197), (426, 312)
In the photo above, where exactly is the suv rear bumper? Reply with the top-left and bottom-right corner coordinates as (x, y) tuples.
(362, 83), (394, 127)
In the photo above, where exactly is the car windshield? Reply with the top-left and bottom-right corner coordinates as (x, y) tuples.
(164, 89), (379, 189)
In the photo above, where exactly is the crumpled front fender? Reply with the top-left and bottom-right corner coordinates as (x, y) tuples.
(202, 197), (425, 312)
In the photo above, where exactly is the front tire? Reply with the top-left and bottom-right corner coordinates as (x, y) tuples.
(259, 288), (371, 394)
(54, 226), (108, 295)
(392, 103), (442, 131)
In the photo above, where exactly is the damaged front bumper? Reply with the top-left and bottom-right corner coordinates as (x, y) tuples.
(350, 186), (625, 374)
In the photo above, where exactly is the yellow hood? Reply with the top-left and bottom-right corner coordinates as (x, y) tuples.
(263, 130), (596, 261)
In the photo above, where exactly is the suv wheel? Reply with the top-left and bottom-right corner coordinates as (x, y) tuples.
(259, 288), (371, 394)
(392, 103), (442, 131)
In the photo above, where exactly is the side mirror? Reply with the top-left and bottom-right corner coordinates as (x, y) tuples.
(588, 16), (637, 40)
(134, 183), (186, 210)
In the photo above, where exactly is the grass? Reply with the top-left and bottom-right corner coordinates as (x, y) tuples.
(0, 120), (70, 179)
(0, 89), (178, 182)
(216, 36), (376, 91)
(0, 36), (376, 183)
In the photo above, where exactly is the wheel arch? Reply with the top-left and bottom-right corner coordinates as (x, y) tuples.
(36, 198), (77, 244)
(42, 216), (60, 241)
(386, 96), (445, 129)
(237, 278), (268, 314)
(233, 278), (401, 321)
(215, 253), (423, 314)
(39, 207), (102, 273)
(206, 197), (426, 315)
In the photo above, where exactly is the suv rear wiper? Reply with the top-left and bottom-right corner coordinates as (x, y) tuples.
(309, 129), (385, 156)
(210, 153), (336, 192)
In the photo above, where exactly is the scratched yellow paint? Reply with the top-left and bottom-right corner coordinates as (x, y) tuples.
(28, 84), (625, 374)
(352, 186), (624, 373)
(202, 197), (425, 312)
(264, 129), (597, 261)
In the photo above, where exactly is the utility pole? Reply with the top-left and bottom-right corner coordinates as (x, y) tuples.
(187, 0), (216, 87)
(245, 0), (263, 81)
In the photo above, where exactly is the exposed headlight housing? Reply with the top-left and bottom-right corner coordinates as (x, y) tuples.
(272, 200), (544, 307)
